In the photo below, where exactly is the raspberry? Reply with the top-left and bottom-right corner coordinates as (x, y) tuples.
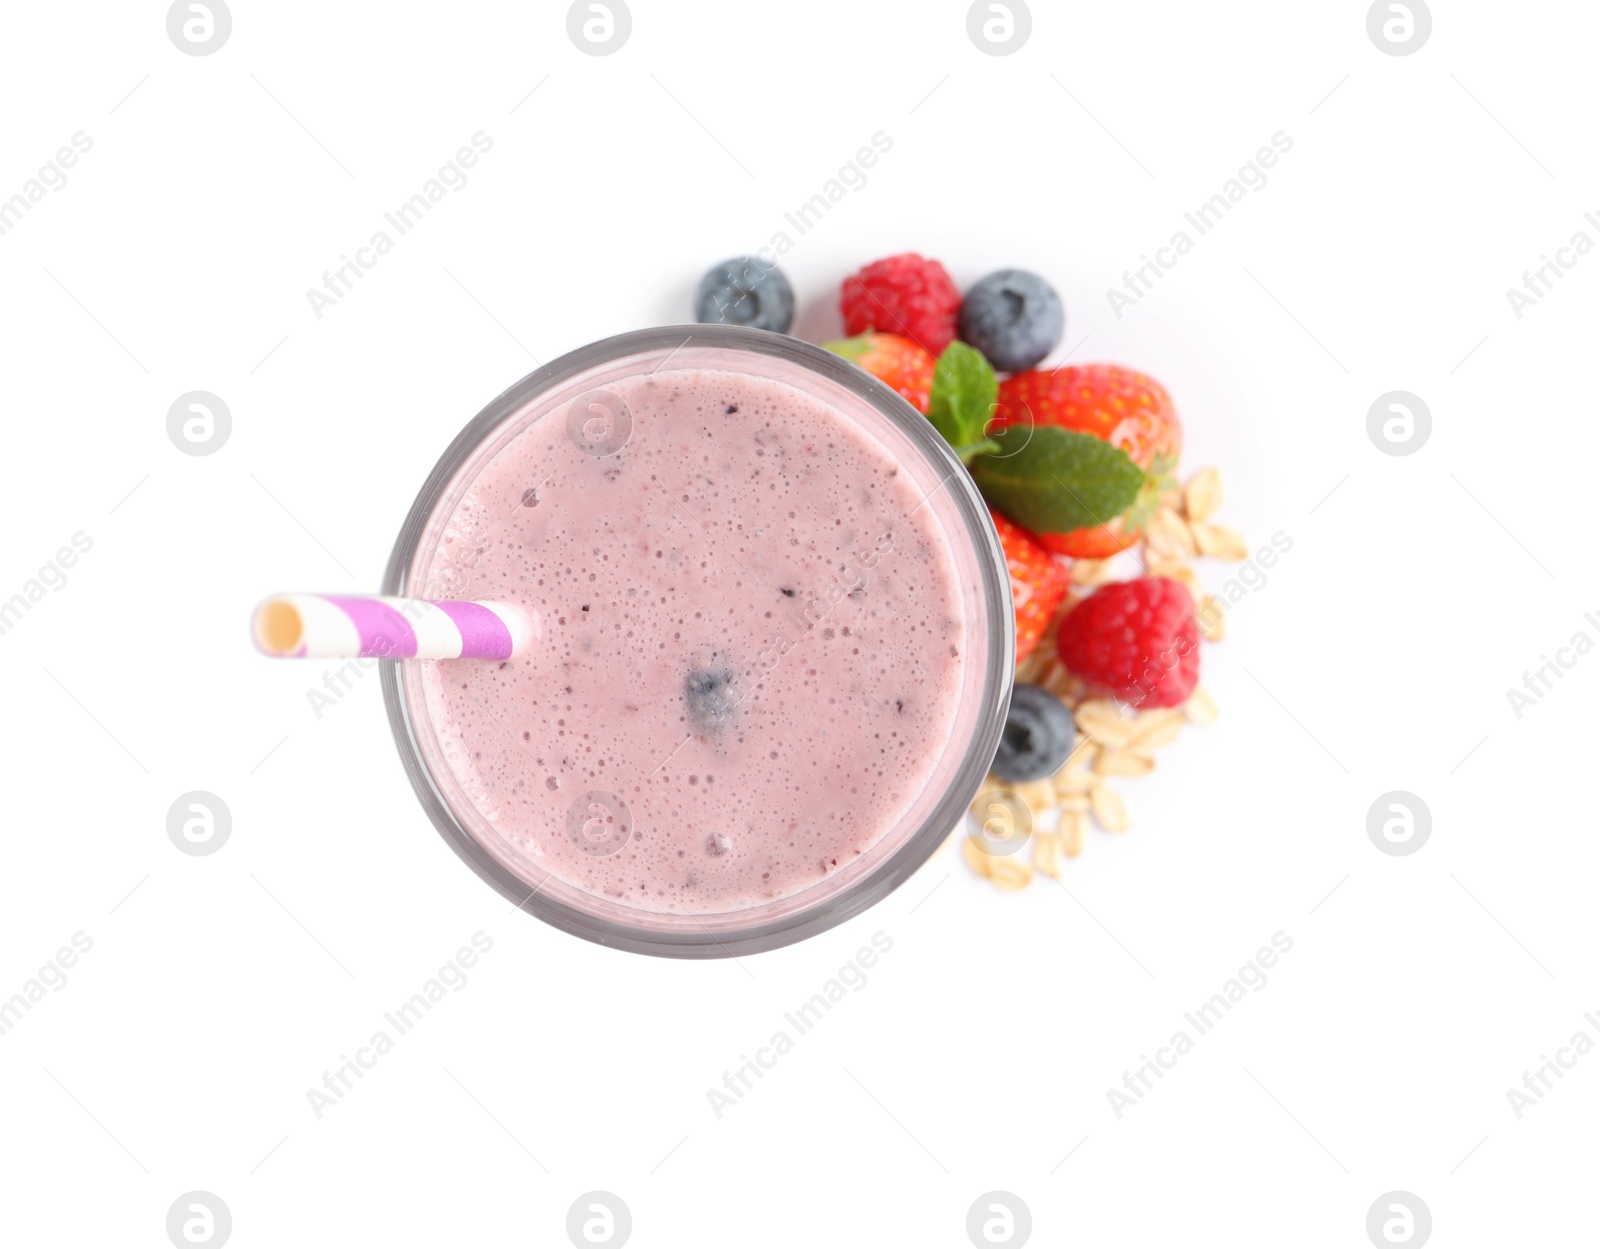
(840, 253), (962, 356)
(1057, 577), (1200, 709)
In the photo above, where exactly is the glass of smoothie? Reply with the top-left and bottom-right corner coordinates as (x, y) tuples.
(380, 326), (1012, 956)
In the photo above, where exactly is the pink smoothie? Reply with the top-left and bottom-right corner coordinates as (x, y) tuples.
(415, 367), (967, 913)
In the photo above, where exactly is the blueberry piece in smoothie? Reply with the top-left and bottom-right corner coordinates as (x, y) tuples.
(686, 665), (737, 728)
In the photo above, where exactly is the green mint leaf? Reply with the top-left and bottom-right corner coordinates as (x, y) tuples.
(928, 342), (998, 461)
(969, 426), (1145, 534)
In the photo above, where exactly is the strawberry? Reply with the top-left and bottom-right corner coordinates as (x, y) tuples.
(991, 365), (1182, 557)
(991, 509), (1070, 663)
(823, 332), (937, 414)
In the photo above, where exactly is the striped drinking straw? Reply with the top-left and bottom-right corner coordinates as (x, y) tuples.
(252, 594), (539, 661)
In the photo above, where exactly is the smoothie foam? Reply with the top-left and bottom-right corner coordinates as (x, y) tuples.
(414, 366), (968, 914)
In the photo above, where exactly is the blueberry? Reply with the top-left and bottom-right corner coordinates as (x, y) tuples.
(991, 683), (1077, 782)
(686, 665), (737, 728)
(958, 269), (1064, 372)
(694, 256), (795, 334)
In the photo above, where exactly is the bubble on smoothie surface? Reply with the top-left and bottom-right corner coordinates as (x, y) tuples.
(416, 367), (968, 914)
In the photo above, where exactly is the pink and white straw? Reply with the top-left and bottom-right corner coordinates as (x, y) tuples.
(252, 594), (539, 661)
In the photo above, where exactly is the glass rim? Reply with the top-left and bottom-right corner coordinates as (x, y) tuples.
(380, 324), (1014, 958)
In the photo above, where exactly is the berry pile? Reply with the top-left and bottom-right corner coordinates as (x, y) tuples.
(691, 251), (1250, 884)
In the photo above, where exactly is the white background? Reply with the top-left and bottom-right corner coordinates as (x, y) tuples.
(1, 1), (1596, 1245)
